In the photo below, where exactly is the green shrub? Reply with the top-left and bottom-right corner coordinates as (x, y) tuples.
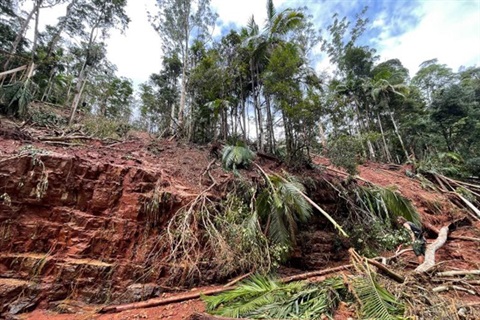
(0, 80), (34, 117)
(328, 135), (362, 175)
(466, 157), (480, 176)
(82, 116), (131, 139)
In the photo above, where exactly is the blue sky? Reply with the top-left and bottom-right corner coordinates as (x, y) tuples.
(208, 0), (480, 77)
(32, 0), (480, 84)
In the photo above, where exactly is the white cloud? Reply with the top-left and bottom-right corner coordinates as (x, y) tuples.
(19, 0), (480, 84)
(375, 0), (480, 75)
(106, 0), (162, 86)
(211, 0), (287, 29)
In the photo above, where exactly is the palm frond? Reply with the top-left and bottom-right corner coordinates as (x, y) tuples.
(0, 80), (33, 117)
(357, 186), (421, 226)
(349, 250), (406, 320)
(256, 174), (313, 253)
(266, 0), (276, 21)
(351, 272), (405, 320)
(204, 275), (346, 319)
(222, 144), (255, 173)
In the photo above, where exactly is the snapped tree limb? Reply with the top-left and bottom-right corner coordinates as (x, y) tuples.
(415, 226), (449, 273)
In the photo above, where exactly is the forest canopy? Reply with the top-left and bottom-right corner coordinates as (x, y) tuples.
(1, 0), (479, 176)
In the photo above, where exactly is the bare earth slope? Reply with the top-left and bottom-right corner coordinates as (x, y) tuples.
(0, 119), (478, 319)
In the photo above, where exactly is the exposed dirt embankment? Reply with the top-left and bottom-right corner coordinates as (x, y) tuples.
(1, 122), (479, 319)
(0, 129), (227, 316)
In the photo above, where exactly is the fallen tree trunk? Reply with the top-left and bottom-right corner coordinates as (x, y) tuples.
(423, 222), (480, 243)
(99, 286), (228, 314)
(281, 264), (353, 283)
(366, 259), (405, 283)
(415, 226), (449, 273)
(188, 313), (254, 320)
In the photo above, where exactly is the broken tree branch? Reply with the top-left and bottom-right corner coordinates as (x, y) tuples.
(38, 135), (93, 141)
(281, 264), (353, 283)
(432, 285), (477, 295)
(366, 258), (405, 283)
(436, 270), (480, 277)
(415, 226), (449, 273)
(224, 272), (252, 287)
(99, 287), (228, 313)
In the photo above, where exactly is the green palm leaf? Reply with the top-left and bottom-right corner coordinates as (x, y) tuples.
(204, 275), (346, 319)
(352, 272), (405, 320)
(357, 186), (421, 226)
(222, 144), (255, 174)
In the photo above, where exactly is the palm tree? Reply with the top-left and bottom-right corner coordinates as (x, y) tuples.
(241, 0), (306, 153)
(371, 79), (410, 161)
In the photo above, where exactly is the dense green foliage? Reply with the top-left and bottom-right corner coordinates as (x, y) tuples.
(1, 1), (477, 176)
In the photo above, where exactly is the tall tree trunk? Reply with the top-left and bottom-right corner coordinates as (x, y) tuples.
(68, 66), (87, 125)
(318, 122), (327, 150)
(41, 69), (56, 101)
(30, 4), (41, 63)
(352, 97), (376, 160)
(241, 95), (247, 141)
(265, 95), (275, 153)
(377, 113), (392, 163)
(388, 109), (409, 161)
(45, 0), (78, 60)
(177, 14), (190, 133)
(69, 17), (99, 125)
(3, 1), (41, 70)
(251, 62), (263, 151)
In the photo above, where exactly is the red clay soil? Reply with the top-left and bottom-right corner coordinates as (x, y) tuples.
(1, 118), (479, 319)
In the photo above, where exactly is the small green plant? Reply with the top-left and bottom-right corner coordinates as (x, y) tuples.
(0, 80), (34, 117)
(350, 219), (410, 257)
(141, 185), (173, 228)
(28, 109), (67, 127)
(456, 186), (476, 203)
(466, 157), (480, 176)
(222, 143), (255, 174)
(328, 135), (362, 175)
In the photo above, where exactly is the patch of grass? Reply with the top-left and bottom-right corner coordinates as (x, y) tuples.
(141, 185), (173, 228)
